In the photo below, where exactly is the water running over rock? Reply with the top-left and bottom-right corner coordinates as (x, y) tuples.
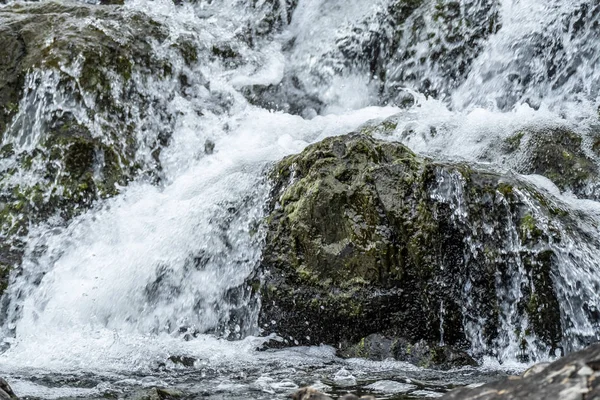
(0, 0), (598, 398)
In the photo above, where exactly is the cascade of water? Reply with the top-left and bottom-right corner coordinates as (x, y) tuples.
(452, 0), (600, 113)
(0, 0), (400, 371)
(0, 0), (599, 374)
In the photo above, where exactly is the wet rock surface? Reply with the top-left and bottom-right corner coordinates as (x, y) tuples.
(0, 378), (17, 400)
(441, 342), (600, 399)
(259, 131), (595, 364)
(500, 125), (600, 200)
(338, 334), (477, 370)
(334, 0), (501, 102)
(0, 1), (183, 298)
(250, 0), (502, 115)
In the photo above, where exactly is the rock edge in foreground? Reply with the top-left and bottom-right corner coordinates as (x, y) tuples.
(441, 342), (600, 399)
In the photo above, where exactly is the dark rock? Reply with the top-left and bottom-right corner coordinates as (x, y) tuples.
(339, 334), (396, 361)
(132, 387), (183, 400)
(253, 0), (298, 36)
(204, 139), (215, 155)
(338, 334), (476, 369)
(241, 76), (324, 117)
(440, 342), (600, 399)
(0, 378), (17, 400)
(168, 355), (196, 367)
(291, 387), (332, 400)
(259, 131), (587, 362)
(501, 126), (599, 200)
(290, 389), (375, 400)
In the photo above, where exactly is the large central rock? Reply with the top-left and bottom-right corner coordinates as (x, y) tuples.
(259, 132), (577, 365)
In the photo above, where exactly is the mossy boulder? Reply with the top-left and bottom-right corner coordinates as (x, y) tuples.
(501, 126), (599, 199)
(0, 1), (203, 297)
(259, 132), (577, 364)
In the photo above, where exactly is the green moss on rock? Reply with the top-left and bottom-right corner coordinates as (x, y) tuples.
(0, 2), (192, 297)
(502, 126), (599, 199)
(260, 132), (569, 363)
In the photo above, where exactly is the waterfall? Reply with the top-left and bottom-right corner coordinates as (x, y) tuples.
(0, 0), (599, 378)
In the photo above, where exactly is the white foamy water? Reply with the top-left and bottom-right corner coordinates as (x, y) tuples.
(0, 0), (600, 397)
(0, 104), (399, 372)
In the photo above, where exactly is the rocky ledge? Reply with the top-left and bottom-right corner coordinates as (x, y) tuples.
(441, 342), (600, 399)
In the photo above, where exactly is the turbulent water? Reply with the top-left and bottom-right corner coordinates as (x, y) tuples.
(0, 0), (599, 398)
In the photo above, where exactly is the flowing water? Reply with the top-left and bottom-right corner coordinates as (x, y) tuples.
(0, 0), (599, 398)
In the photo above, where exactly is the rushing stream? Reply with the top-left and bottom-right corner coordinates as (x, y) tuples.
(0, 0), (599, 398)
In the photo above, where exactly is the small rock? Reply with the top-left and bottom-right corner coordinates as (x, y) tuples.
(333, 369), (357, 387)
(577, 365), (594, 376)
(339, 395), (375, 400)
(291, 388), (374, 400)
(290, 387), (332, 400)
(411, 390), (443, 398)
(364, 380), (417, 394)
(204, 139), (215, 155)
(168, 355), (196, 367)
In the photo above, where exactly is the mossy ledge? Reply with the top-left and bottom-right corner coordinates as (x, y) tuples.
(0, 1), (199, 297)
(259, 132), (574, 367)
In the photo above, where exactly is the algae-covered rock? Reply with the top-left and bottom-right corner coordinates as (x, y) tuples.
(501, 126), (599, 200)
(259, 132), (579, 363)
(0, 1), (202, 296)
(338, 333), (476, 369)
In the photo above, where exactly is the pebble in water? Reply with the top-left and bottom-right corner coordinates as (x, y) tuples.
(339, 394), (376, 400)
(290, 387), (333, 400)
(332, 368), (357, 387)
(290, 388), (375, 400)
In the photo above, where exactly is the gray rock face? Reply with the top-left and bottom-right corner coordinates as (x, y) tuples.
(441, 343), (600, 400)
